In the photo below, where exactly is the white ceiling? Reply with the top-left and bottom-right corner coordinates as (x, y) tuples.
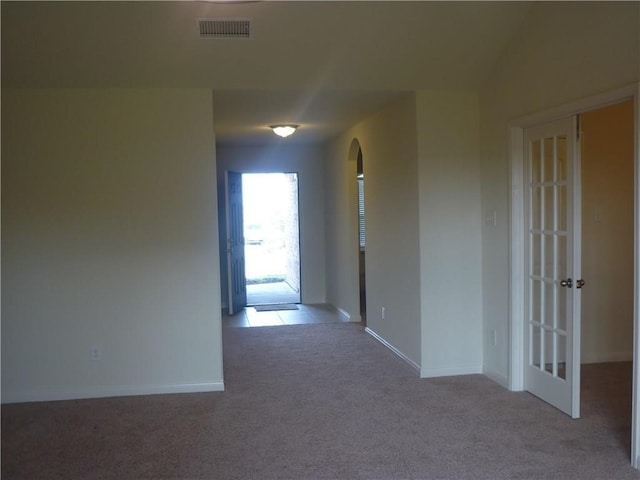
(2, 1), (533, 145)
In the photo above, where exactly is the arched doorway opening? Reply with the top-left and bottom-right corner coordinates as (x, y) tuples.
(349, 139), (367, 325)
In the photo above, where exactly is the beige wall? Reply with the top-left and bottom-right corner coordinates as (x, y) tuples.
(325, 94), (422, 366)
(480, 2), (639, 384)
(216, 145), (326, 305)
(417, 91), (483, 377)
(2, 89), (223, 402)
(581, 100), (635, 363)
(324, 91), (482, 375)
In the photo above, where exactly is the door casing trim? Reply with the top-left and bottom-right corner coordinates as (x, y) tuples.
(508, 82), (640, 466)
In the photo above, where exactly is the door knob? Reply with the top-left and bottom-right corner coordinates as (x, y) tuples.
(576, 279), (585, 289)
(560, 278), (573, 288)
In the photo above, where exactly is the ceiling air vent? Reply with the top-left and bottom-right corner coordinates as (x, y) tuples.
(198, 18), (251, 39)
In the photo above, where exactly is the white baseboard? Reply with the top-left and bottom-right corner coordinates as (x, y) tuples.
(581, 351), (633, 364)
(483, 370), (509, 389)
(1, 381), (225, 404)
(420, 365), (482, 379)
(336, 307), (350, 320)
(364, 327), (421, 373)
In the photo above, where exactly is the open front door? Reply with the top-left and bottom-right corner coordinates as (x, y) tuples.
(524, 116), (582, 418)
(225, 171), (247, 315)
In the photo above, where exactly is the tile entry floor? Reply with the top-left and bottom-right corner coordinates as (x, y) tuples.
(223, 303), (353, 328)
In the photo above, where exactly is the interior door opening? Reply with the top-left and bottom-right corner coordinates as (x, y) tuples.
(242, 172), (301, 306)
(580, 100), (635, 453)
(357, 148), (367, 325)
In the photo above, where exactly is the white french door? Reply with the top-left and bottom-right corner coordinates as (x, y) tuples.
(523, 116), (582, 419)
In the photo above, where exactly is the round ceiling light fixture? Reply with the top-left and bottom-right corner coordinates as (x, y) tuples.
(270, 124), (299, 138)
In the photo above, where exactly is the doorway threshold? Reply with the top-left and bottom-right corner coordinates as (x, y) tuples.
(247, 281), (299, 306)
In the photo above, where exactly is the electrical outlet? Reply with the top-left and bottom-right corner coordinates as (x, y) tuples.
(381, 307), (386, 319)
(90, 345), (102, 361)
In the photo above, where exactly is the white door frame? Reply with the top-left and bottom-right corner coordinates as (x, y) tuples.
(508, 83), (640, 467)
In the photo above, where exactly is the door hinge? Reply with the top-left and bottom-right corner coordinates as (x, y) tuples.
(576, 115), (581, 141)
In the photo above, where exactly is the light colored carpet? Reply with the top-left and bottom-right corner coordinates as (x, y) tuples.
(2, 323), (639, 479)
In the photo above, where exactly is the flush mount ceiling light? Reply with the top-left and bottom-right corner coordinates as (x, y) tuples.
(270, 125), (299, 138)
